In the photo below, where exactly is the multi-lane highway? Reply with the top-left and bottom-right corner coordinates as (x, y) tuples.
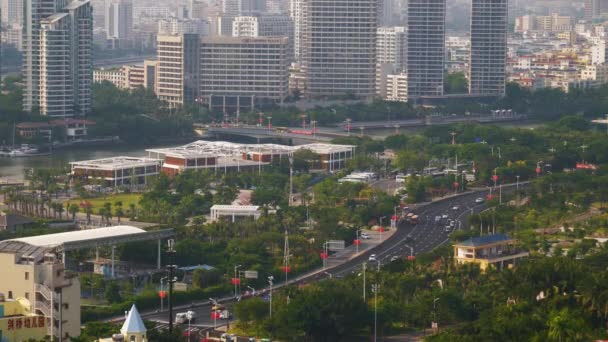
(140, 185), (525, 332)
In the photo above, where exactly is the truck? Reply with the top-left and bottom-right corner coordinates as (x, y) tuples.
(175, 310), (196, 324)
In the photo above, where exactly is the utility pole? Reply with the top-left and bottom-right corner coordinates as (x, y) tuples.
(167, 239), (177, 333)
(373, 283), (379, 342)
(288, 155), (294, 206)
(268, 276), (274, 318)
(362, 262), (367, 301)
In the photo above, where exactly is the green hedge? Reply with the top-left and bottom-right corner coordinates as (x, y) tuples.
(82, 284), (230, 322)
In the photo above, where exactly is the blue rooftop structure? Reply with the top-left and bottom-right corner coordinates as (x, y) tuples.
(455, 234), (513, 247)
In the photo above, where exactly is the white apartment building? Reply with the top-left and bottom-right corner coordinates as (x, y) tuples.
(158, 17), (210, 36)
(385, 72), (408, 102)
(592, 41), (606, 65)
(232, 14), (294, 61)
(199, 36), (289, 112)
(156, 34), (200, 107)
(301, 0), (378, 98)
(23, 0), (93, 117)
(93, 68), (125, 87)
(37, 0), (92, 117)
(105, 0), (132, 40)
(376, 26), (407, 100)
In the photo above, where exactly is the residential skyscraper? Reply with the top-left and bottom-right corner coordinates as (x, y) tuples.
(288, 0), (302, 61)
(105, 0), (133, 40)
(23, 0), (93, 116)
(406, 0), (445, 98)
(469, 0), (508, 96)
(1, 0), (23, 25)
(301, 0), (378, 98)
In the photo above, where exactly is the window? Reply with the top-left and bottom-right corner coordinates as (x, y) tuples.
(25, 292), (29, 299)
(8, 291), (12, 299)
(25, 272), (29, 280)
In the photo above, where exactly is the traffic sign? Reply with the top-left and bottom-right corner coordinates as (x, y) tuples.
(244, 270), (258, 279)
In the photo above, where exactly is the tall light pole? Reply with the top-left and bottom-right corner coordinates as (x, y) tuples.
(234, 265), (242, 298)
(516, 175), (520, 190)
(311, 120), (317, 137)
(267, 116), (272, 130)
(186, 310), (193, 342)
(167, 239), (177, 333)
(362, 262), (367, 301)
(432, 297), (440, 331)
(268, 276), (274, 318)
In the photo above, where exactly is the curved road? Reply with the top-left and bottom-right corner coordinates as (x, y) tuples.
(141, 184), (525, 333)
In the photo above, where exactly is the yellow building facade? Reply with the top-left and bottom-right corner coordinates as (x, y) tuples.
(453, 234), (529, 272)
(0, 297), (47, 342)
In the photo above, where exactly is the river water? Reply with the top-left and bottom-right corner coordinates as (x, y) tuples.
(0, 144), (159, 181)
(0, 121), (546, 181)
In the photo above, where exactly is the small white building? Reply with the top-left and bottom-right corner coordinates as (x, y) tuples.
(210, 205), (262, 222)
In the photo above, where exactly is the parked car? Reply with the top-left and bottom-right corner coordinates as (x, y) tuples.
(452, 205), (460, 210)
(390, 255), (399, 262)
(368, 254), (377, 262)
(475, 197), (484, 203)
(360, 232), (371, 239)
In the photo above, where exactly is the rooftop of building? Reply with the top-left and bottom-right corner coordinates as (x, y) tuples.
(70, 156), (162, 170)
(454, 234), (514, 248)
(210, 205), (260, 211)
(147, 140), (354, 159)
(0, 226), (174, 261)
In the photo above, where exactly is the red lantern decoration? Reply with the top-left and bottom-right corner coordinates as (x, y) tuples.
(378, 227), (385, 233)
(407, 255), (416, 261)
(492, 175), (499, 182)
(158, 290), (167, 299)
(391, 215), (399, 221)
(231, 277), (241, 285)
(211, 312), (221, 320)
(486, 194), (494, 200)
(453, 182), (459, 189)
(281, 266), (292, 273)
(353, 239), (361, 246)
(536, 167), (541, 175)
(320, 252), (329, 259)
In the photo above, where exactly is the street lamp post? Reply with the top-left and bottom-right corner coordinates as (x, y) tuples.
(373, 283), (379, 342)
(516, 175), (520, 190)
(432, 297), (440, 331)
(268, 276), (274, 318)
(186, 311), (193, 342)
(311, 120), (317, 137)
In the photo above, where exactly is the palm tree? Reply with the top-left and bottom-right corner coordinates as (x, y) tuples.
(56, 202), (64, 220)
(68, 203), (79, 222)
(128, 203), (137, 220)
(114, 201), (124, 223)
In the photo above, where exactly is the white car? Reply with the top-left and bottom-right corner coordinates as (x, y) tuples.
(390, 255), (399, 262)
(452, 205), (460, 210)
(368, 254), (377, 262)
(442, 214), (449, 219)
(475, 197), (484, 203)
(360, 232), (371, 239)
(445, 225), (452, 232)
